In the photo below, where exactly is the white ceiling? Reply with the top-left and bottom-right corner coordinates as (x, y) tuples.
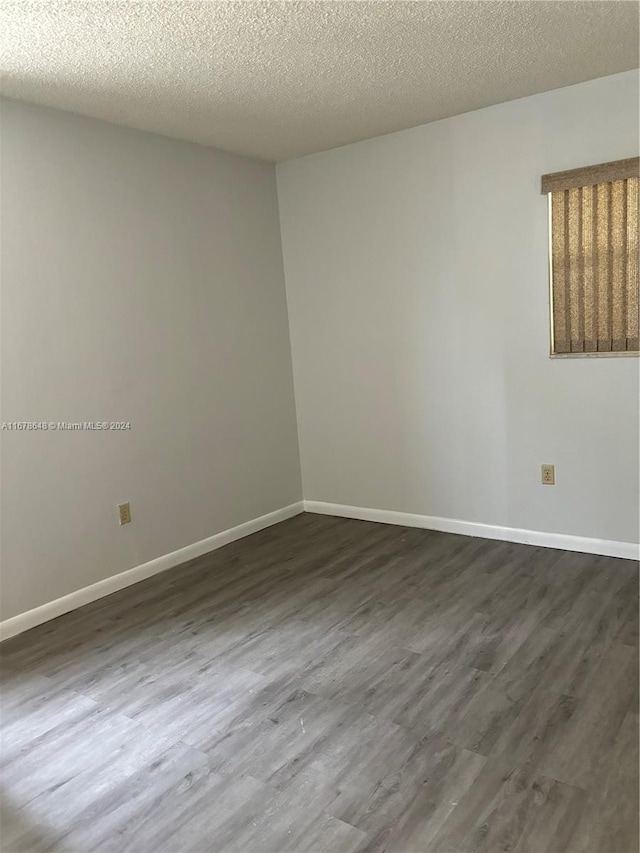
(1, 1), (638, 163)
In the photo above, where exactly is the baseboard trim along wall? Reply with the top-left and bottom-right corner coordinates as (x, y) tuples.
(0, 502), (304, 642)
(304, 501), (640, 561)
(3, 497), (637, 641)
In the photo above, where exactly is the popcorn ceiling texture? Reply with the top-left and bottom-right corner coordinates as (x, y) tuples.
(1, 1), (638, 162)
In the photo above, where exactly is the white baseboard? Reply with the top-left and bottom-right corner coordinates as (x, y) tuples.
(0, 502), (304, 642)
(2, 497), (636, 642)
(304, 501), (640, 561)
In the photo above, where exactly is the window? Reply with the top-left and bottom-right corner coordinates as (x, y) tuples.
(541, 157), (639, 355)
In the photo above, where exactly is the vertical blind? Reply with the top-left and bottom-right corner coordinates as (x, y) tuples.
(541, 158), (639, 354)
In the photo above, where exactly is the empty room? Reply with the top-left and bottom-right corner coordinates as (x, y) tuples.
(1, 2), (638, 851)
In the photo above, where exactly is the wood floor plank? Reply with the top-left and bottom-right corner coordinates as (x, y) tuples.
(566, 709), (639, 853)
(539, 641), (638, 788)
(1, 514), (637, 852)
(354, 742), (486, 853)
(474, 775), (587, 853)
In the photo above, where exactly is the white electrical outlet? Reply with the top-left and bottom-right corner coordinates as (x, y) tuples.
(541, 464), (555, 485)
(118, 502), (132, 524)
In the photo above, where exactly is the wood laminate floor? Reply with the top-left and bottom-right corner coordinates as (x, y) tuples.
(1, 513), (638, 853)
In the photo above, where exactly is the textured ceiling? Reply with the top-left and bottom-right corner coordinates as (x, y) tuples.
(1, 1), (638, 162)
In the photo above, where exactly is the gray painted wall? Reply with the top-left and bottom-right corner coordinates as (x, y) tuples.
(0, 99), (301, 620)
(277, 71), (639, 545)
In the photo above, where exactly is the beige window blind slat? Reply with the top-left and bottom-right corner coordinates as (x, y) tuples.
(581, 185), (595, 352)
(611, 180), (626, 351)
(627, 177), (639, 351)
(541, 157), (639, 194)
(595, 182), (611, 351)
(549, 174), (639, 355)
(568, 187), (582, 352)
